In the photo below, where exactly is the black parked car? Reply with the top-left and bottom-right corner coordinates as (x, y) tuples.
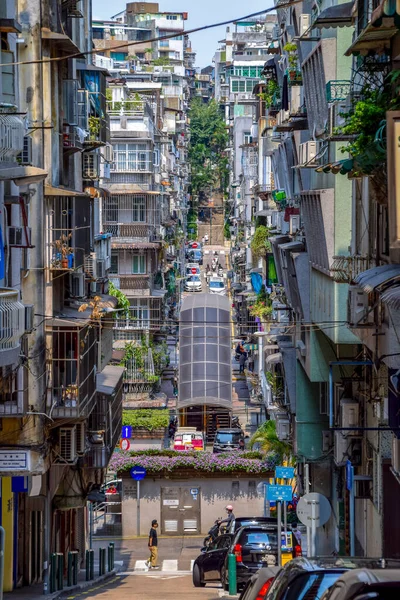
(193, 525), (279, 589)
(239, 567), (281, 600)
(258, 558), (400, 600)
(213, 428), (243, 453)
(320, 567), (400, 600)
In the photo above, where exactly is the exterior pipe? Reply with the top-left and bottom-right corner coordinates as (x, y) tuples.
(329, 361), (373, 428)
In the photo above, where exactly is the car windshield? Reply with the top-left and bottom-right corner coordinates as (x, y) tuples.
(187, 276), (200, 282)
(241, 532), (278, 545)
(190, 251), (201, 259)
(210, 281), (225, 289)
(282, 572), (343, 600)
(216, 432), (241, 443)
(234, 519), (276, 530)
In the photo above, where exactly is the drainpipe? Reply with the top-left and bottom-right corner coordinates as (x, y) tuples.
(329, 361), (373, 428)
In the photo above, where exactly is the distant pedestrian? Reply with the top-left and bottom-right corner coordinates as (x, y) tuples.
(204, 233), (209, 243)
(239, 353), (247, 374)
(291, 522), (302, 547)
(146, 519), (159, 569)
(202, 236), (205, 244)
(239, 438), (245, 451)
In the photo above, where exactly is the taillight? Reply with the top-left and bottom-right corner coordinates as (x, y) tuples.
(294, 545), (302, 557)
(256, 577), (274, 600)
(234, 543), (242, 562)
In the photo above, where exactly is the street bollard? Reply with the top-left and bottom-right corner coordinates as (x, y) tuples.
(108, 542), (115, 572)
(99, 547), (106, 576)
(86, 549), (94, 581)
(56, 553), (64, 591)
(228, 553), (237, 596)
(85, 550), (90, 581)
(67, 551), (79, 586)
(50, 553), (57, 593)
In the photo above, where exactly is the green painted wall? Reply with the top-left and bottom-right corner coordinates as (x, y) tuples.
(295, 360), (328, 460)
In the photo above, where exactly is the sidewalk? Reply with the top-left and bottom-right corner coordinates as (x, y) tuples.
(4, 562), (123, 600)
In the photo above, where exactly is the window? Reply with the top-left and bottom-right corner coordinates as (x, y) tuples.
(110, 52), (128, 61)
(132, 197), (146, 222)
(130, 299), (149, 327)
(159, 40), (169, 47)
(106, 196), (119, 222)
(166, 14), (178, 20)
(244, 131), (251, 145)
(132, 255), (146, 274)
(153, 149), (160, 167)
(110, 253), (118, 274)
(112, 143), (151, 172)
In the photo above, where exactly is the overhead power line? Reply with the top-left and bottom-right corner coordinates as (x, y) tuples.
(0, 1), (302, 68)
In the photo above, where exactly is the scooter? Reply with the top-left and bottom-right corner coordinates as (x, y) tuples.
(231, 415), (242, 429)
(203, 518), (222, 548)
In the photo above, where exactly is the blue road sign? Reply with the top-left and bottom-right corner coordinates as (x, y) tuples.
(276, 466), (295, 480)
(122, 426), (132, 439)
(346, 460), (353, 491)
(267, 484), (292, 502)
(130, 466), (147, 481)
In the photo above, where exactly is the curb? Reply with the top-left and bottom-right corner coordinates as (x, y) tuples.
(55, 564), (123, 599)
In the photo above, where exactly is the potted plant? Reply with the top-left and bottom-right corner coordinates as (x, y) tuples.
(283, 42), (302, 84)
(51, 233), (72, 268)
(88, 116), (100, 140)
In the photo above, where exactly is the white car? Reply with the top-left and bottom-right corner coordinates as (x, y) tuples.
(209, 276), (226, 295)
(185, 263), (201, 277)
(184, 275), (202, 292)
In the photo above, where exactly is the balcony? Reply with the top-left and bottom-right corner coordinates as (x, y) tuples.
(46, 317), (97, 419)
(123, 347), (156, 395)
(330, 255), (375, 283)
(107, 97), (153, 118)
(109, 274), (152, 297)
(103, 223), (161, 241)
(326, 80), (351, 103)
(0, 288), (25, 368)
(287, 70), (303, 87)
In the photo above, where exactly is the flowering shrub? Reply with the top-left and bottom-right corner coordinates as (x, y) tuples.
(109, 450), (279, 474)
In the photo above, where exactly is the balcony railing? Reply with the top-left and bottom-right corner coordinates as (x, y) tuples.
(109, 275), (152, 296)
(103, 223), (161, 241)
(106, 98), (153, 118)
(330, 255), (375, 283)
(0, 288), (25, 367)
(326, 80), (351, 103)
(46, 323), (97, 419)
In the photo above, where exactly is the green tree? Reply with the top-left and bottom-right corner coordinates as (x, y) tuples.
(249, 420), (293, 464)
(189, 99), (229, 198)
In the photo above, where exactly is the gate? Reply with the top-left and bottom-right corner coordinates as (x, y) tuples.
(161, 486), (201, 535)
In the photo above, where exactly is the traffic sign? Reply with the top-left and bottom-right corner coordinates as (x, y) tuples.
(120, 439), (130, 451)
(276, 466), (295, 480)
(122, 426), (132, 439)
(267, 484), (292, 502)
(191, 242), (198, 248)
(296, 492), (331, 527)
(346, 460), (353, 491)
(130, 466), (147, 481)
(191, 268), (197, 274)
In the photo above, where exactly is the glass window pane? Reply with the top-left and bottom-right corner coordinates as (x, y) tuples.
(193, 307), (204, 323)
(219, 382), (231, 400)
(220, 364), (231, 383)
(206, 326), (218, 341)
(181, 364), (192, 383)
(205, 380), (218, 397)
(206, 307), (217, 323)
(180, 327), (191, 346)
(219, 309), (230, 323)
(219, 345), (231, 364)
(180, 346), (191, 364)
(180, 309), (192, 322)
(180, 382), (191, 400)
(207, 344), (218, 362)
(193, 381), (205, 398)
(193, 343), (205, 361)
(193, 362), (205, 379)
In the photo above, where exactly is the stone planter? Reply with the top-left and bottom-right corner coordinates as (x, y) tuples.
(132, 427), (165, 439)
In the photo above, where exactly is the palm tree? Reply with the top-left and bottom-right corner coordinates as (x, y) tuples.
(249, 420), (293, 464)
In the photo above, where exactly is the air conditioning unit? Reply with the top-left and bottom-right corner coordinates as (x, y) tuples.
(75, 423), (86, 455)
(289, 214), (301, 234)
(20, 136), (32, 165)
(84, 253), (95, 278)
(299, 14), (310, 35)
(96, 259), (106, 279)
(298, 141), (320, 167)
(276, 414), (290, 441)
(348, 285), (372, 327)
(25, 304), (34, 333)
(70, 272), (85, 298)
(8, 226), (31, 247)
(59, 427), (77, 463)
(83, 152), (100, 180)
(340, 398), (360, 436)
(328, 102), (348, 138)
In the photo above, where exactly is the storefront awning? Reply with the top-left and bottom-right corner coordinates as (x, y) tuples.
(96, 365), (124, 395)
(380, 285), (400, 310)
(45, 184), (88, 197)
(266, 352), (282, 366)
(355, 264), (400, 293)
(0, 165), (48, 185)
(312, 2), (354, 29)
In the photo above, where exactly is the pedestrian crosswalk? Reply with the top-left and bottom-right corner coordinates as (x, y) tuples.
(127, 559), (195, 573)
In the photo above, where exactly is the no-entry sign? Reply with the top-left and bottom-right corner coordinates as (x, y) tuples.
(120, 438), (130, 451)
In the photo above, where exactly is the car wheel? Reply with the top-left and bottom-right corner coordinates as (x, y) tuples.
(220, 566), (228, 591)
(193, 564), (205, 588)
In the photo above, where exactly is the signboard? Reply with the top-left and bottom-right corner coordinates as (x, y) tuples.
(122, 426), (132, 439)
(267, 484), (292, 502)
(163, 499), (179, 506)
(0, 451), (30, 472)
(296, 492), (331, 527)
(276, 466), (295, 480)
(346, 460), (353, 491)
(130, 466), (147, 481)
(120, 439), (130, 451)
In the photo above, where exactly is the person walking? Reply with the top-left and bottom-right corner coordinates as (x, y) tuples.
(291, 522), (302, 548)
(239, 352), (247, 374)
(146, 519), (159, 569)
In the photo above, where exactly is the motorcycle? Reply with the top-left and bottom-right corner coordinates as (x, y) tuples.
(231, 416), (242, 429)
(203, 518), (222, 548)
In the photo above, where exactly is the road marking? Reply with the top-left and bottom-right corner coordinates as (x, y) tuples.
(134, 560), (149, 571)
(162, 559), (178, 571)
(204, 250), (210, 254)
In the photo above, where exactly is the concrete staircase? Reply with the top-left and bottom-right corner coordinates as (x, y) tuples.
(197, 193), (225, 246)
